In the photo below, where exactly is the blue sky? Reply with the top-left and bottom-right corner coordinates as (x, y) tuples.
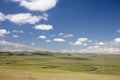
(0, 0), (120, 53)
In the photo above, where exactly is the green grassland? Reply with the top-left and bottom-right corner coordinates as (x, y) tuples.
(0, 52), (120, 80)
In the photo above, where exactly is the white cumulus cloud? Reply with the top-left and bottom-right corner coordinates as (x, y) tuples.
(73, 41), (83, 45)
(53, 38), (65, 42)
(85, 46), (120, 54)
(96, 42), (105, 46)
(34, 24), (53, 30)
(13, 35), (19, 38)
(114, 38), (120, 43)
(59, 32), (74, 38)
(12, 30), (24, 33)
(38, 35), (47, 39)
(78, 38), (88, 42)
(0, 12), (5, 21)
(45, 40), (51, 43)
(11, 0), (58, 12)
(70, 38), (89, 46)
(0, 29), (10, 37)
(6, 13), (48, 24)
(0, 40), (44, 51)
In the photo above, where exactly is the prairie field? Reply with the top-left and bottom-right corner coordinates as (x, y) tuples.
(0, 52), (120, 80)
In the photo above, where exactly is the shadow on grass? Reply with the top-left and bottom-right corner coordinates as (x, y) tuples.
(58, 57), (90, 61)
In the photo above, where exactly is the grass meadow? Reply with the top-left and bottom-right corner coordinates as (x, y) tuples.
(0, 52), (120, 80)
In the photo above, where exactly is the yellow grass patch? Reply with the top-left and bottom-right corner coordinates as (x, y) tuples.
(0, 69), (120, 80)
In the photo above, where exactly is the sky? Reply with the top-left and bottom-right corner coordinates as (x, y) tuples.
(0, 0), (120, 54)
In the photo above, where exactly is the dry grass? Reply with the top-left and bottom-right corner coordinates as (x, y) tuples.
(0, 69), (120, 80)
(0, 53), (120, 80)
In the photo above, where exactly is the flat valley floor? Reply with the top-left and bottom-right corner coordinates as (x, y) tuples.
(0, 52), (120, 80)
